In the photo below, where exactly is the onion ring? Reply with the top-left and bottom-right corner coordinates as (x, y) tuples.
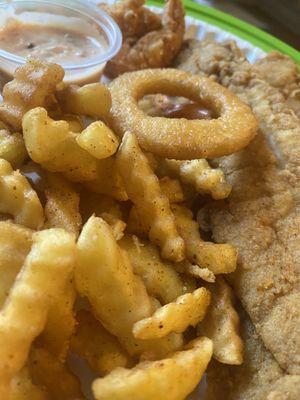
(110, 69), (258, 159)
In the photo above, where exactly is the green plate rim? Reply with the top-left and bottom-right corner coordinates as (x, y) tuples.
(147, 0), (300, 65)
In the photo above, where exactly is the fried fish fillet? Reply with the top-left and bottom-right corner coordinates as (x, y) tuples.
(206, 308), (300, 400)
(177, 40), (300, 375)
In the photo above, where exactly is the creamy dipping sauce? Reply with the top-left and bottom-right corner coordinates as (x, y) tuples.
(0, 24), (106, 65)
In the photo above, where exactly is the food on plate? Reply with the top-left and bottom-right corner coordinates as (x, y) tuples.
(105, 0), (185, 78)
(56, 83), (112, 120)
(172, 204), (237, 275)
(116, 132), (185, 262)
(0, 59), (64, 130)
(71, 310), (131, 376)
(133, 287), (211, 339)
(198, 277), (244, 365)
(92, 337), (213, 400)
(0, 129), (27, 168)
(177, 38), (300, 375)
(76, 121), (119, 159)
(0, 158), (44, 230)
(0, 229), (76, 397)
(99, 0), (162, 38)
(75, 216), (183, 357)
(110, 68), (258, 159)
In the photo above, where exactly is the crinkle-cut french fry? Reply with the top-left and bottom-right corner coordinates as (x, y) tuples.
(92, 337), (213, 400)
(100, 212), (126, 241)
(79, 192), (123, 223)
(198, 277), (244, 365)
(0, 228), (76, 389)
(29, 347), (83, 400)
(183, 263), (216, 283)
(116, 132), (185, 262)
(163, 158), (232, 200)
(37, 278), (76, 362)
(0, 59), (64, 131)
(75, 216), (183, 357)
(0, 221), (33, 308)
(119, 235), (196, 304)
(172, 204), (237, 275)
(159, 176), (184, 203)
(44, 172), (82, 237)
(22, 107), (99, 182)
(0, 159), (44, 229)
(11, 367), (46, 400)
(56, 82), (112, 119)
(76, 121), (119, 159)
(71, 310), (131, 376)
(84, 157), (128, 201)
(0, 130), (27, 168)
(133, 288), (211, 339)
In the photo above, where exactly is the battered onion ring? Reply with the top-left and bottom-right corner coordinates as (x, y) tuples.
(110, 69), (258, 159)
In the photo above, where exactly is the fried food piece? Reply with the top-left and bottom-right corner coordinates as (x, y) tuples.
(163, 158), (231, 200)
(133, 287), (210, 339)
(116, 132), (184, 262)
(62, 114), (84, 133)
(11, 367), (46, 400)
(0, 129), (27, 168)
(76, 121), (119, 159)
(183, 263), (215, 283)
(0, 159), (44, 229)
(198, 277), (243, 365)
(105, 0), (185, 78)
(172, 204), (237, 274)
(71, 310), (130, 376)
(100, 212), (126, 240)
(180, 39), (300, 374)
(206, 309), (300, 400)
(254, 52), (300, 118)
(29, 347), (83, 400)
(0, 221), (32, 308)
(23, 107), (99, 182)
(159, 176), (184, 203)
(0, 229), (76, 393)
(110, 69), (258, 159)
(79, 191), (123, 223)
(0, 59), (64, 131)
(100, 0), (162, 39)
(75, 216), (183, 357)
(56, 83), (112, 120)
(119, 235), (196, 304)
(44, 172), (82, 236)
(92, 337), (213, 400)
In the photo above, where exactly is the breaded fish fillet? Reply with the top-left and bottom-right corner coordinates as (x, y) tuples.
(177, 40), (300, 375)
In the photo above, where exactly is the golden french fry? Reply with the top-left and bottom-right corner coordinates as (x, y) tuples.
(116, 132), (185, 262)
(71, 310), (130, 376)
(159, 176), (184, 203)
(172, 204), (237, 274)
(44, 172), (82, 236)
(92, 337), (213, 400)
(0, 221), (33, 308)
(119, 235), (196, 304)
(126, 206), (148, 237)
(100, 212), (126, 241)
(183, 263), (216, 283)
(0, 159), (44, 229)
(164, 159), (232, 200)
(79, 191), (123, 223)
(75, 216), (183, 357)
(0, 59), (64, 130)
(0, 228), (76, 391)
(22, 107), (99, 182)
(76, 121), (119, 159)
(63, 114), (84, 133)
(56, 83), (112, 119)
(133, 288), (211, 339)
(198, 277), (244, 365)
(11, 367), (46, 400)
(0, 130), (27, 168)
(29, 347), (83, 400)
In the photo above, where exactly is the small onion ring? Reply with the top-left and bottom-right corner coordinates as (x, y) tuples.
(109, 69), (258, 159)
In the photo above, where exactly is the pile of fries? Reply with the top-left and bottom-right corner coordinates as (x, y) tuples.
(0, 59), (244, 400)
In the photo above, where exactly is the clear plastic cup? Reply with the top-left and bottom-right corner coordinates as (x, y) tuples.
(0, 0), (122, 84)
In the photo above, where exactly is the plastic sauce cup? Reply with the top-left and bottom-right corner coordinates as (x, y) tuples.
(0, 0), (122, 84)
